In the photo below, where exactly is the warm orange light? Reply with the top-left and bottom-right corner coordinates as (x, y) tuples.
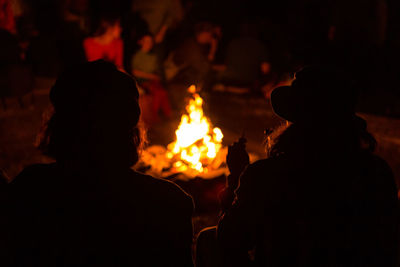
(167, 85), (223, 175)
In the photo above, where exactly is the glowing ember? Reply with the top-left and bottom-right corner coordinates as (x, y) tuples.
(167, 85), (224, 174)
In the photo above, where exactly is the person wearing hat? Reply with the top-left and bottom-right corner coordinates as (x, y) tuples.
(2, 60), (194, 266)
(216, 65), (399, 266)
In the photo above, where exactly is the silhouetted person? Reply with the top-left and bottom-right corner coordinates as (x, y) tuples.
(2, 60), (194, 266)
(217, 66), (399, 266)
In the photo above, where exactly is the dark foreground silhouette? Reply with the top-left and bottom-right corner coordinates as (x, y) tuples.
(1, 60), (194, 266)
(198, 65), (399, 267)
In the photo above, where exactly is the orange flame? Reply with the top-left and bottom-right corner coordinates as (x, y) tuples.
(167, 85), (223, 174)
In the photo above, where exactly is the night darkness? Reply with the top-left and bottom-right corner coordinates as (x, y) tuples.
(1, 0), (400, 266)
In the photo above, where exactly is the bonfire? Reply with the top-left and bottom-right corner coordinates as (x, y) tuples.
(138, 85), (228, 180)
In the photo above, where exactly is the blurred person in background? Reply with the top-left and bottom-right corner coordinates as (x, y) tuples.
(132, 0), (183, 45)
(0, 0), (16, 33)
(132, 0), (184, 63)
(83, 14), (124, 69)
(63, 0), (90, 33)
(132, 32), (172, 126)
(214, 20), (271, 94)
(171, 21), (221, 88)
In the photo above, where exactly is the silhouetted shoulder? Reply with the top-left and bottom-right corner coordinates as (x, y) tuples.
(246, 157), (283, 173)
(127, 169), (194, 210)
(125, 170), (194, 266)
(6, 164), (194, 266)
(359, 153), (397, 195)
(10, 164), (193, 209)
(233, 156), (290, 206)
(364, 153), (394, 176)
(238, 156), (288, 187)
(9, 163), (58, 191)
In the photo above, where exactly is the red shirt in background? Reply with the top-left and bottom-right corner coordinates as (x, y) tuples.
(0, 0), (16, 33)
(83, 38), (124, 69)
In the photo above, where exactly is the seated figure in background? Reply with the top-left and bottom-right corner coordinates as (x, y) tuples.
(171, 21), (220, 88)
(132, 33), (172, 125)
(214, 21), (271, 94)
(1, 60), (194, 266)
(83, 15), (124, 69)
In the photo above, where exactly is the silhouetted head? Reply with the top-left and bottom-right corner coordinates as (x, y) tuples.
(271, 65), (357, 125)
(38, 60), (142, 167)
(267, 65), (376, 158)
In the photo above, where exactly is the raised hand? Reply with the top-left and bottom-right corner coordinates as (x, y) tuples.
(226, 135), (250, 189)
